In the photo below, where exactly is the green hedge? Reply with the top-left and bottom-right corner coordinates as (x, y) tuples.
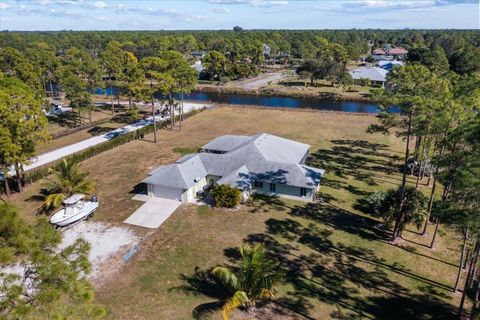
(23, 107), (208, 184)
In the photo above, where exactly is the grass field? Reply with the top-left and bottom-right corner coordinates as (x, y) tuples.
(10, 107), (465, 319)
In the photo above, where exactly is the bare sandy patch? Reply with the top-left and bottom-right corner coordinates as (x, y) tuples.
(59, 222), (140, 282)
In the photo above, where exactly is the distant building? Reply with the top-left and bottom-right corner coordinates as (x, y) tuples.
(372, 48), (386, 55)
(371, 55), (394, 62)
(388, 47), (408, 57)
(191, 60), (204, 73)
(263, 43), (271, 57)
(378, 60), (404, 71)
(372, 46), (408, 60)
(191, 51), (206, 59)
(349, 67), (388, 87)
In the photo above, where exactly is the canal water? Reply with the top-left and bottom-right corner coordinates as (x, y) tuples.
(89, 86), (394, 114)
(181, 91), (392, 113)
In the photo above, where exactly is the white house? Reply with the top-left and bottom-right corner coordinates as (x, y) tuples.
(142, 133), (325, 203)
(191, 60), (204, 73)
(349, 67), (389, 87)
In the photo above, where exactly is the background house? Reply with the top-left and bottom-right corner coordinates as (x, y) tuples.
(378, 60), (404, 71)
(349, 66), (388, 87)
(191, 51), (206, 59)
(371, 46), (408, 60)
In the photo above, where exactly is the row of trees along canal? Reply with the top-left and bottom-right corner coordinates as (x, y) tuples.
(0, 42), (197, 196)
(366, 64), (480, 319)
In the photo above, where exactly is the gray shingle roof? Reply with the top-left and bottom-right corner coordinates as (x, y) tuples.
(216, 165), (251, 190)
(349, 67), (388, 82)
(142, 154), (207, 189)
(201, 135), (251, 153)
(146, 133), (324, 190)
(203, 133), (310, 163)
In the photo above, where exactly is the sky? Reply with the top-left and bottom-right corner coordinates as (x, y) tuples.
(0, 0), (478, 30)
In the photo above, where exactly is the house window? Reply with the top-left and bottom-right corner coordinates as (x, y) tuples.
(253, 181), (263, 188)
(269, 183), (276, 192)
(300, 188), (308, 197)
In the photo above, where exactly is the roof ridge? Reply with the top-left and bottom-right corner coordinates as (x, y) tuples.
(177, 155), (205, 188)
(224, 133), (262, 155)
(171, 164), (189, 188)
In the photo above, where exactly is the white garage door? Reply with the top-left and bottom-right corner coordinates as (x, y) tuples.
(153, 185), (183, 200)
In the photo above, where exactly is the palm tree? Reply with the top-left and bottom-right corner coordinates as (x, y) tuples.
(212, 243), (282, 320)
(41, 159), (96, 211)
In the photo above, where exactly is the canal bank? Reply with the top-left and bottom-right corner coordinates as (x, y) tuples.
(196, 84), (373, 102)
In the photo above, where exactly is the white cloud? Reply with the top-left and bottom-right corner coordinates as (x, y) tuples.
(317, 0), (476, 13)
(92, 1), (107, 9)
(209, 0), (288, 8)
(93, 15), (108, 21)
(0, 2), (9, 10)
(209, 0), (249, 4)
(212, 6), (231, 13)
(186, 15), (208, 22)
(34, 0), (52, 5)
(112, 3), (180, 15)
(55, 0), (84, 5)
(254, 1), (288, 7)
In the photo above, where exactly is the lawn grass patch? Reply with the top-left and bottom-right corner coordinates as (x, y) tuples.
(172, 146), (199, 156)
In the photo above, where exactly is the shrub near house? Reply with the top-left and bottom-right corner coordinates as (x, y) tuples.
(211, 184), (241, 208)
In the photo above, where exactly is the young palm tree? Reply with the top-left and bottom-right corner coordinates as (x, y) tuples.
(212, 243), (282, 320)
(41, 158), (96, 211)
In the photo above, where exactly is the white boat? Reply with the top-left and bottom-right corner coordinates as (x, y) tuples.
(50, 194), (98, 227)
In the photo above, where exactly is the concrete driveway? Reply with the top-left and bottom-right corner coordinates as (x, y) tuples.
(124, 197), (181, 228)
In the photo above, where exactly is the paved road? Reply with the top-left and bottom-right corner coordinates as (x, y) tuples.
(12, 102), (209, 175)
(240, 72), (288, 90)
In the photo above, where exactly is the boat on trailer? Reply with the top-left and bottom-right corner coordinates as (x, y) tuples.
(50, 194), (98, 228)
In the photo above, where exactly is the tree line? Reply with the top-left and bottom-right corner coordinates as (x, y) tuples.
(0, 38), (198, 194)
(366, 61), (480, 319)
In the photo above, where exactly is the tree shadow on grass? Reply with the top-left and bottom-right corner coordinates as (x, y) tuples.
(289, 202), (390, 241)
(234, 198), (456, 319)
(87, 126), (118, 136)
(307, 139), (402, 190)
(26, 188), (52, 216)
(48, 112), (81, 128)
(172, 267), (231, 320)
(247, 194), (290, 214)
